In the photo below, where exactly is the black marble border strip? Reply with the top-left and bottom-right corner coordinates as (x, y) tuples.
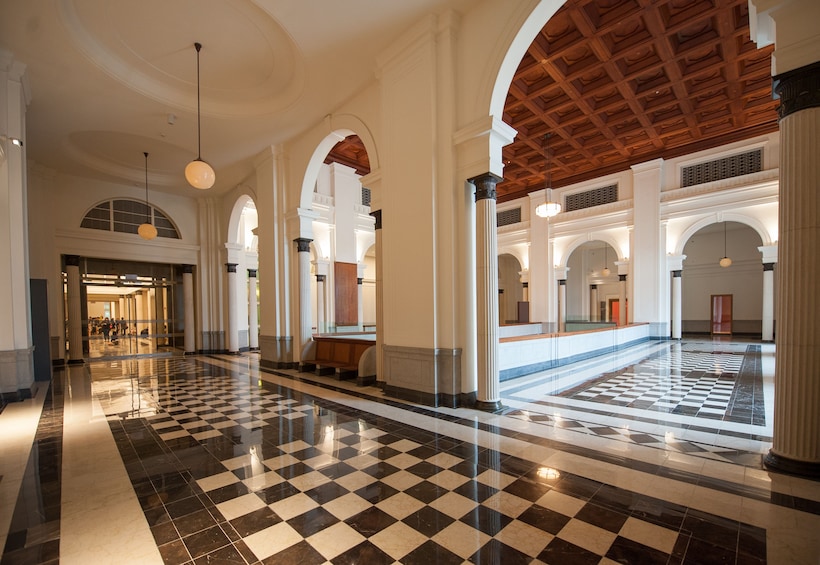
(1, 374), (65, 565)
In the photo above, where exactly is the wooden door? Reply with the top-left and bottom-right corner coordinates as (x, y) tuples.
(711, 294), (733, 335)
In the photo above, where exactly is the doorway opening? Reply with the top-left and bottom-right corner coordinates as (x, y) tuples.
(64, 257), (184, 360)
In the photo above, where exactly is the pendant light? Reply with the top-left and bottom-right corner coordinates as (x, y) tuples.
(535, 133), (561, 218)
(185, 42), (215, 189)
(138, 152), (158, 240)
(719, 222), (732, 267)
(602, 245), (611, 277)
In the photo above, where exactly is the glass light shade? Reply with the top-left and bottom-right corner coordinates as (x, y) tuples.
(535, 201), (561, 218)
(719, 256), (732, 268)
(185, 158), (215, 189)
(138, 222), (158, 240)
(602, 267), (611, 277)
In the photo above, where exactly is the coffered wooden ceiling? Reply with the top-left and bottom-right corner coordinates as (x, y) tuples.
(327, 0), (778, 203)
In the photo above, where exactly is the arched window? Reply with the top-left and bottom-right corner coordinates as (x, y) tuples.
(81, 199), (180, 239)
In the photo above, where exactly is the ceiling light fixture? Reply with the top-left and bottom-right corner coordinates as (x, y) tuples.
(138, 152), (158, 240)
(602, 244), (611, 277)
(535, 133), (561, 218)
(719, 221), (732, 267)
(185, 42), (215, 189)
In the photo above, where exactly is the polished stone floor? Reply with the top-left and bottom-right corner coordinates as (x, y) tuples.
(1, 339), (819, 564)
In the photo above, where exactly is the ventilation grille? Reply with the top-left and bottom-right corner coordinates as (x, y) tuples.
(497, 207), (521, 227)
(361, 187), (371, 207)
(81, 200), (180, 239)
(565, 184), (618, 212)
(681, 149), (762, 187)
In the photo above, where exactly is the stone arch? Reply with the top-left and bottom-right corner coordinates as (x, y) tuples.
(299, 114), (380, 211)
(675, 213), (773, 256)
(557, 233), (626, 269)
(226, 190), (258, 249)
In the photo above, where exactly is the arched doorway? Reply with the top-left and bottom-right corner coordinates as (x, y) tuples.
(566, 241), (619, 329)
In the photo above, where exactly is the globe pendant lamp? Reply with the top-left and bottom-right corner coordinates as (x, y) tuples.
(719, 221), (732, 267)
(534, 133), (561, 218)
(185, 42), (215, 189)
(138, 152), (158, 240)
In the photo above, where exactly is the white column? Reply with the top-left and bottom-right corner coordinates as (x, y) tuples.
(671, 271), (682, 339)
(65, 256), (84, 363)
(472, 173), (501, 411)
(590, 285), (599, 322)
(183, 265), (196, 354)
(764, 62), (820, 475)
(618, 274), (627, 327)
(558, 280), (567, 332)
(371, 210), (385, 385)
(315, 274), (326, 334)
(295, 238), (313, 356)
(155, 280), (166, 346)
(357, 262), (367, 330)
(761, 264), (775, 342)
(248, 269), (259, 349)
(226, 263), (239, 353)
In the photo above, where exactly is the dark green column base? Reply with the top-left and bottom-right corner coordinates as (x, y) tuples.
(474, 399), (503, 412)
(764, 450), (820, 478)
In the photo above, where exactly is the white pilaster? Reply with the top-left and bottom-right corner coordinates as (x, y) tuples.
(630, 159), (664, 336)
(248, 269), (259, 349)
(226, 263), (239, 353)
(65, 257), (84, 363)
(183, 265), (196, 354)
(758, 245), (777, 342)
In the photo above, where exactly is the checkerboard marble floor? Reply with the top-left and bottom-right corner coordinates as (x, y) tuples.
(2, 339), (820, 564)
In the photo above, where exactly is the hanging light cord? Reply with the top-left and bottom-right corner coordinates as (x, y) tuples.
(194, 42), (203, 160)
(724, 222), (727, 256)
(144, 151), (150, 222)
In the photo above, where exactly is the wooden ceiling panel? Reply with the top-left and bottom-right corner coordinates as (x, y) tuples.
(323, 0), (778, 203)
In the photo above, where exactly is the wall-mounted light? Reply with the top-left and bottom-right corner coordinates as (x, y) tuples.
(185, 42), (215, 189)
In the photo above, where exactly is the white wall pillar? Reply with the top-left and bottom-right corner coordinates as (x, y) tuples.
(558, 279), (567, 332)
(631, 159), (665, 336)
(758, 245), (777, 342)
(315, 274), (326, 334)
(590, 285), (599, 322)
(671, 271), (682, 339)
(357, 262), (366, 330)
(370, 209), (385, 385)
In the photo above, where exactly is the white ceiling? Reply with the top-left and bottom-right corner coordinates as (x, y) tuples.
(1, 0), (472, 195)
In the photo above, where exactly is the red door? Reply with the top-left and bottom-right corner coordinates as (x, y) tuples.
(711, 294), (733, 335)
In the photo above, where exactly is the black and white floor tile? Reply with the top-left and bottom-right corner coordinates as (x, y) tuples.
(1, 339), (819, 564)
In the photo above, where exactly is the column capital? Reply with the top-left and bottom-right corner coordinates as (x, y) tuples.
(558, 279), (567, 286)
(619, 274), (627, 282)
(182, 264), (194, 274)
(470, 172), (502, 202)
(225, 263), (238, 273)
(370, 209), (382, 230)
(774, 61), (820, 119)
(65, 254), (80, 267)
(357, 278), (363, 285)
(590, 284), (598, 290)
(763, 263), (775, 272)
(672, 270), (682, 278)
(247, 269), (258, 278)
(316, 274), (326, 283)
(294, 238), (312, 253)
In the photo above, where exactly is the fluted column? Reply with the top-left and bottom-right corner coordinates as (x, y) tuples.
(590, 284), (599, 322)
(557, 279), (566, 332)
(765, 62), (820, 476)
(618, 274), (627, 327)
(295, 238), (313, 358)
(671, 271), (682, 339)
(471, 173), (501, 411)
(226, 263), (239, 354)
(66, 255), (84, 364)
(371, 210), (384, 386)
(248, 269), (259, 350)
(357, 276), (364, 330)
(182, 265), (196, 354)
(761, 263), (775, 342)
(316, 274), (326, 334)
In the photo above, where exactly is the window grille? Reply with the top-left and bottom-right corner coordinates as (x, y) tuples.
(565, 184), (618, 212)
(361, 187), (371, 207)
(681, 149), (762, 187)
(81, 199), (180, 239)
(497, 207), (521, 227)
